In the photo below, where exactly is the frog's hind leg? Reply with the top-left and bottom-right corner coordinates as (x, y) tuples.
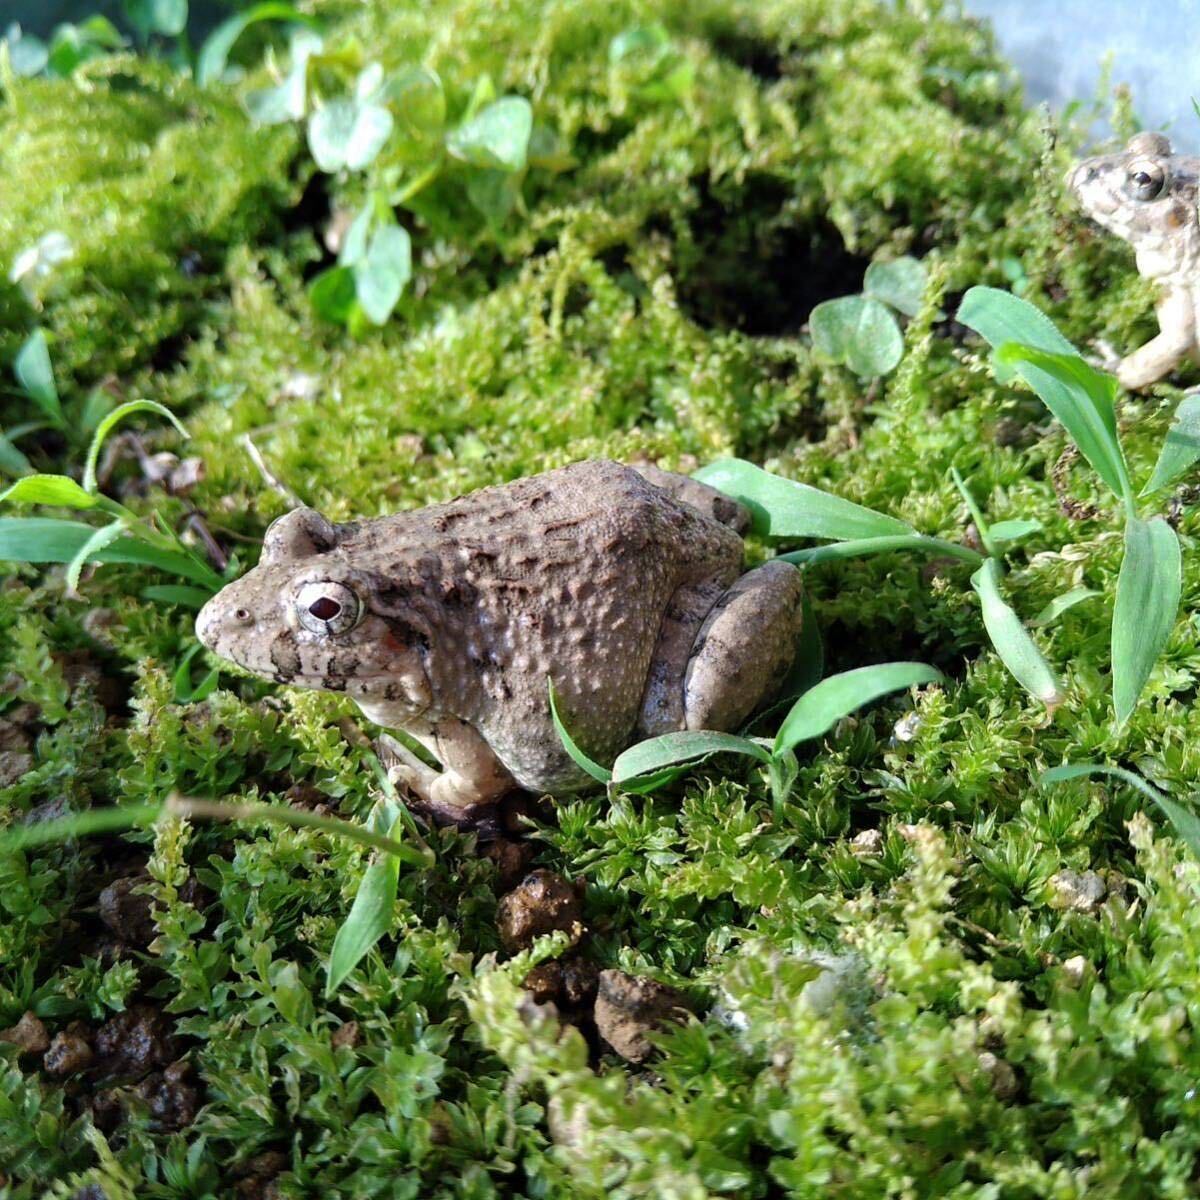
(682, 561), (805, 732)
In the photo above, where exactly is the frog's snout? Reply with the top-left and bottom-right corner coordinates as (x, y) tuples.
(1067, 161), (1098, 196)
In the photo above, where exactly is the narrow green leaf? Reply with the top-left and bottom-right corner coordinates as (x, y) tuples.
(1141, 392), (1200, 495)
(83, 400), (188, 493)
(0, 432), (33, 477)
(66, 520), (126, 594)
(611, 731), (771, 784)
(810, 295), (904, 377)
(0, 517), (221, 588)
(1, 474), (99, 509)
(326, 841), (401, 996)
(863, 256), (927, 317)
(956, 286), (1079, 383)
(988, 518), (1042, 543)
(141, 584), (213, 608)
(971, 558), (1063, 706)
(1041, 763), (1200, 859)
(14, 329), (62, 425)
(1028, 586), (1101, 627)
(996, 344), (1132, 505)
(780, 533), (983, 568)
(1112, 515), (1181, 728)
(196, 2), (315, 86)
(172, 643), (219, 703)
(446, 97), (533, 172)
(773, 662), (942, 756)
(693, 458), (913, 542)
(548, 679), (611, 783)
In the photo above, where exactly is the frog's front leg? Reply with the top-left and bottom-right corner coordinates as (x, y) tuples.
(364, 706), (516, 826)
(1116, 285), (1197, 390)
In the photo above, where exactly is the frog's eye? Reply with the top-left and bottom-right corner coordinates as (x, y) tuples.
(1125, 159), (1166, 201)
(295, 581), (363, 636)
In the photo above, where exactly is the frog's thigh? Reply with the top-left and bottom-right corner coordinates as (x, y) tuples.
(683, 561), (805, 732)
(377, 715), (515, 812)
(1117, 286), (1196, 390)
(637, 575), (732, 737)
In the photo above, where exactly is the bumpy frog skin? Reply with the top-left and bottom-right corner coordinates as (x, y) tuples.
(1068, 131), (1200, 389)
(196, 461), (804, 824)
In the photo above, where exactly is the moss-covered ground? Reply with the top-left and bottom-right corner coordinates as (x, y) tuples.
(3, 1), (1200, 1195)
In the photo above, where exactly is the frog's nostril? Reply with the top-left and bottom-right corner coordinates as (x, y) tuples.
(234, 607), (253, 624)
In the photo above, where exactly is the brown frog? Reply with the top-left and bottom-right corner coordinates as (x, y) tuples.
(196, 461), (804, 825)
(1068, 131), (1200, 389)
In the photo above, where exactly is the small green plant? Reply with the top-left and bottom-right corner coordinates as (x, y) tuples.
(809, 256), (927, 378)
(550, 663), (943, 811)
(958, 286), (1186, 728)
(0, 350), (225, 598)
(607, 23), (695, 108)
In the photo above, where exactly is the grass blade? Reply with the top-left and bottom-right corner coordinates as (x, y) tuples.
(1112, 515), (1181, 728)
(196, 1), (316, 86)
(779, 533), (983, 568)
(0, 431), (33, 477)
(326, 838), (401, 997)
(1041, 763), (1200, 859)
(971, 558), (1063, 707)
(693, 458), (913, 542)
(1028, 586), (1101, 627)
(65, 519), (126, 594)
(1141, 392), (1200, 496)
(1, 474), (100, 509)
(995, 345), (1131, 505)
(14, 329), (62, 425)
(773, 661), (942, 756)
(83, 400), (188, 493)
(956, 286), (1078, 383)
(141, 584), (213, 608)
(611, 731), (770, 784)
(548, 679), (612, 783)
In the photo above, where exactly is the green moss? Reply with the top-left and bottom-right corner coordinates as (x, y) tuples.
(4, 0), (1200, 1196)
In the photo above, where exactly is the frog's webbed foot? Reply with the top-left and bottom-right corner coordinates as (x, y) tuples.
(374, 717), (516, 836)
(1087, 338), (1123, 377)
(682, 561), (806, 731)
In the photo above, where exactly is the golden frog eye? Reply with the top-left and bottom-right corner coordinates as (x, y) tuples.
(295, 581), (363, 636)
(1125, 158), (1166, 201)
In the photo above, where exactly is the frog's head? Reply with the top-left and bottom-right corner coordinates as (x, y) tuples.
(196, 507), (432, 710)
(1068, 132), (1200, 274)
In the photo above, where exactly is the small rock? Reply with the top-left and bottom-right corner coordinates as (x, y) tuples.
(1048, 869), (1107, 914)
(496, 870), (585, 953)
(0, 1011), (49, 1056)
(94, 1006), (177, 1079)
(168, 457), (205, 496)
(137, 1059), (200, 1131)
(44, 1029), (95, 1077)
(331, 1021), (359, 1050)
(978, 1051), (1019, 1101)
(233, 1150), (289, 1200)
(593, 969), (688, 1063)
(482, 837), (536, 893)
(0, 751), (33, 787)
(97, 876), (156, 948)
(1061, 955), (1089, 987)
(891, 712), (922, 743)
(849, 829), (884, 857)
(522, 955), (600, 1012)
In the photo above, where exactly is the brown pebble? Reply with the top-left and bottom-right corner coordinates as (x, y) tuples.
(496, 870), (585, 953)
(94, 1005), (177, 1079)
(137, 1059), (201, 1131)
(593, 969), (689, 1063)
(0, 751), (33, 788)
(331, 1021), (360, 1050)
(98, 876), (156, 947)
(522, 955), (599, 1011)
(0, 1011), (49, 1056)
(44, 1030), (95, 1077)
(482, 837), (536, 892)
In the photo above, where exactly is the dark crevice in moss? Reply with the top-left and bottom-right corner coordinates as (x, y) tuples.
(674, 176), (868, 335)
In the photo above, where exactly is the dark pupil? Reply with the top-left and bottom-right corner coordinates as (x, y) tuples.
(308, 596), (342, 621)
(1134, 172), (1153, 187)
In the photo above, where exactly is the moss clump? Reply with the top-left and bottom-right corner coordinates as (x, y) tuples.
(3, 1), (1200, 1197)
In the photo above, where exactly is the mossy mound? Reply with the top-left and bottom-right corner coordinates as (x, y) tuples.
(3, 1), (1200, 1197)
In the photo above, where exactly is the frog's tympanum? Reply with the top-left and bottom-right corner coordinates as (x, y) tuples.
(197, 462), (804, 824)
(1068, 131), (1200, 389)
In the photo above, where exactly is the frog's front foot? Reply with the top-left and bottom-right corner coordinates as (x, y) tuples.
(1088, 338), (1123, 377)
(375, 723), (514, 838)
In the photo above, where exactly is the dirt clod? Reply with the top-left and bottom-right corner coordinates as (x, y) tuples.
(482, 837), (536, 892)
(593, 969), (689, 1063)
(44, 1029), (95, 1077)
(522, 955), (600, 1013)
(0, 1011), (49, 1056)
(94, 1005), (177, 1079)
(137, 1059), (201, 1131)
(98, 876), (156, 947)
(496, 869), (585, 952)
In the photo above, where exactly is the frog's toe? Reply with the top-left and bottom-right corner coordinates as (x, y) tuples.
(682, 561), (805, 732)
